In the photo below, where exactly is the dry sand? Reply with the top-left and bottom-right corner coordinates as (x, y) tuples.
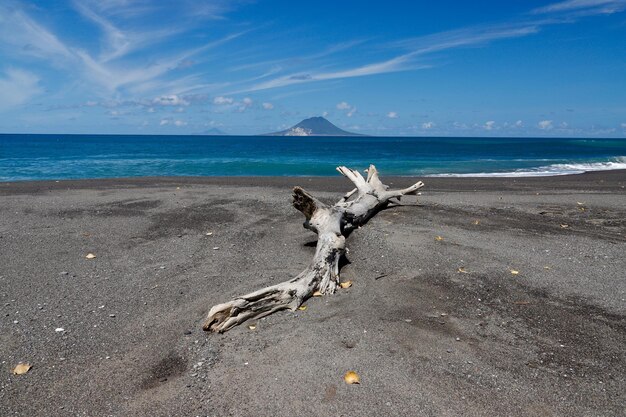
(1, 172), (625, 416)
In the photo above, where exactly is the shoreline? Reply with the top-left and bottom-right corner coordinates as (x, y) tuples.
(2, 168), (625, 195)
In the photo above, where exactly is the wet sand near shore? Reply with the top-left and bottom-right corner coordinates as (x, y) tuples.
(1, 171), (625, 416)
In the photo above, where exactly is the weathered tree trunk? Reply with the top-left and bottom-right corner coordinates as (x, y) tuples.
(202, 165), (424, 332)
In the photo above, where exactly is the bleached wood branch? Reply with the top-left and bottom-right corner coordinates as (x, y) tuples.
(202, 165), (424, 332)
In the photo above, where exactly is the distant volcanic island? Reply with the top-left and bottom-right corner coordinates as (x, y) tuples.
(264, 116), (364, 136)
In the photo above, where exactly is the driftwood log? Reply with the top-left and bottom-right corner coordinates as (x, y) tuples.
(202, 165), (424, 332)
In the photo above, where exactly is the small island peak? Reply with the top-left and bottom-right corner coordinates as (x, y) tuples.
(264, 116), (364, 136)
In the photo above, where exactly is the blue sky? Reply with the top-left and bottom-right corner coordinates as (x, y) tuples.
(0, 0), (625, 136)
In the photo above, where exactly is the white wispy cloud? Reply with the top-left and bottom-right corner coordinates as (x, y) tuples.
(239, 0), (626, 94)
(213, 96), (234, 105)
(152, 95), (189, 106)
(183, 0), (240, 19)
(484, 121), (496, 130)
(78, 33), (244, 94)
(515, 120), (523, 127)
(72, 1), (130, 62)
(245, 54), (424, 92)
(82, 0), (236, 23)
(0, 68), (42, 110)
(532, 0), (626, 15)
(387, 111), (399, 119)
(230, 39), (367, 73)
(158, 118), (186, 127)
(212, 95), (256, 112)
(242, 19), (549, 93)
(336, 101), (357, 117)
(538, 120), (554, 129)
(72, 1), (183, 63)
(390, 23), (544, 55)
(262, 102), (274, 110)
(238, 97), (253, 112)
(0, 6), (74, 62)
(0, 2), (245, 103)
(422, 122), (435, 129)
(82, 0), (156, 19)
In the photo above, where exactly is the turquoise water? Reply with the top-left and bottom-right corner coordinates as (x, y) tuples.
(1, 134), (625, 181)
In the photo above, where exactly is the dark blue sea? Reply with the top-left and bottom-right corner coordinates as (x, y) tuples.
(1, 134), (625, 181)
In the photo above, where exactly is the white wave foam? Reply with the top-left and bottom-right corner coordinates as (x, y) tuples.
(428, 157), (626, 178)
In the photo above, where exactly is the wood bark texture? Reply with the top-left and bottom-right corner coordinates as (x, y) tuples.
(202, 165), (424, 332)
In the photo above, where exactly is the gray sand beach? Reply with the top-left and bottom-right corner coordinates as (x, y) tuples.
(1, 172), (625, 416)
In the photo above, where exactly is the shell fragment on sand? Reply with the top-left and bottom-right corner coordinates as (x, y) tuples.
(344, 371), (360, 384)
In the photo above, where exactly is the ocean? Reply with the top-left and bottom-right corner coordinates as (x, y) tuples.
(1, 134), (625, 181)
